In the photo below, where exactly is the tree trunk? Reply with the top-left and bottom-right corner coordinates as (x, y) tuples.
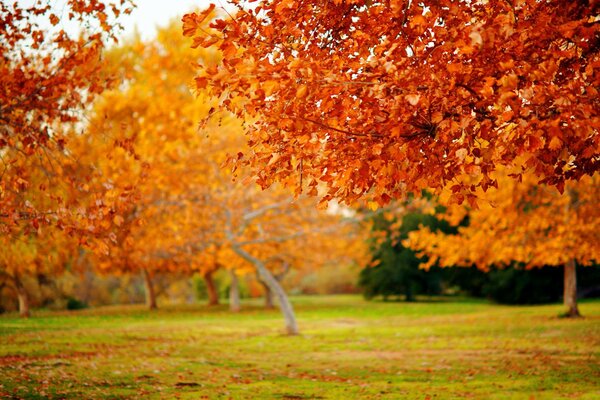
(563, 259), (580, 317)
(14, 274), (30, 318)
(233, 246), (298, 335)
(142, 268), (157, 310)
(229, 269), (240, 312)
(256, 274), (275, 309)
(204, 271), (220, 306)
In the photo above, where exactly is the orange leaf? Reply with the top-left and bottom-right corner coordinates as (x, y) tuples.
(113, 215), (124, 227)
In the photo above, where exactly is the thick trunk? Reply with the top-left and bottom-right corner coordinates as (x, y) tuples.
(229, 269), (240, 312)
(563, 260), (580, 317)
(142, 268), (157, 310)
(233, 246), (298, 335)
(14, 275), (30, 318)
(204, 271), (220, 306)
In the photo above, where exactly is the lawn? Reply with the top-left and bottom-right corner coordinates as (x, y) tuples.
(1, 295), (599, 399)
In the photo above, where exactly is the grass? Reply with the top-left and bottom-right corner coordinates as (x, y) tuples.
(0, 295), (599, 399)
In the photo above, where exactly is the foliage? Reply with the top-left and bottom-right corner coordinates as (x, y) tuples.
(0, 0), (137, 317)
(183, 1), (599, 206)
(1, 296), (599, 399)
(405, 171), (598, 316)
(0, 0), (134, 234)
(65, 297), (88, 311)
(360, 209), (456, 301)
(406, 172), (600, 270)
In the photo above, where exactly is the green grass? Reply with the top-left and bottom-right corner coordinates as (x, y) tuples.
(1, 295), (599, 399)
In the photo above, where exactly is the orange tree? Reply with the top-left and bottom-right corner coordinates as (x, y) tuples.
(79, 20), (223, 309)
(0, 126), (136, 316)
(405, 171), (600, 317)
(183, 1), (598, 206)
(198, 178), (367, 335)
(168, 107), (368, 332)
(0, 2), (135, 315)
(0, 227), (77, 317)
(1, 0), (134, 231)
(87, 18), (369, 330)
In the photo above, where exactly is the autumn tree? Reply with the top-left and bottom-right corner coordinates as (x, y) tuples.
(216, 190), (365, 334)
(0, 2), (137, 317)
(1, 0), (134, 231)
(78, 19), (226, 309)
(0, 228), (77, 317)
(406, 172), (600, 317)
(183, 1), (598, 206)
(0, 121), (136, 317)
(176, 123), (366, 333)
(171, 108), (368, 332)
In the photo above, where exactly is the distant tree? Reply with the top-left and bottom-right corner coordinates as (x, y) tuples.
(84, 19), (368, 331)
(407, 172), (600, 317)
(360, 205), (455, 301)
(0, 230), (75, 317)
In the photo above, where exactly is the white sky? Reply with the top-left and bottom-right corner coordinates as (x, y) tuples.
(119, 0), (212, 40)
(16, 0), (214, 43)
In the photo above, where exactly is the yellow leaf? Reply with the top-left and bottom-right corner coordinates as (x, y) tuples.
(113, 215), (124, 226)
(263, 80), (279, 96)
(296, 84), (308, 99)
(405, 94), (420, 106)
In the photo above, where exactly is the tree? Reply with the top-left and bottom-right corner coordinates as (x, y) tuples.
(360, 206), (455, 301)
(202, 179), (364, 335)
(0, 2), (137, 315)
(0, 229), (76, 317)
(82, 18), (367, 327)
(183, 1), (598, 206)
(1, 0), (134, 231)
(406, 171), (600, 317)
(79, 21), (224, 309)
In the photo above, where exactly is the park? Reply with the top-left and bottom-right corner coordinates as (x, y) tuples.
(1, 0), (599, 398)
(2, 296), (599, 399)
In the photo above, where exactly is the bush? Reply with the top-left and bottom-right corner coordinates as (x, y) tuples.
(66, 297), (88, 310)
(359, 211), (455, 301)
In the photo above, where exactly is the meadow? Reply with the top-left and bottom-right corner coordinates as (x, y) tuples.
(1, 296), (599, 399)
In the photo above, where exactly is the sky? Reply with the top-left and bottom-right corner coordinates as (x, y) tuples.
(119, 0), (212, 40)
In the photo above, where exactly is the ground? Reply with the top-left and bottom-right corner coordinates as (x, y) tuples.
(0, 295), (599, 399)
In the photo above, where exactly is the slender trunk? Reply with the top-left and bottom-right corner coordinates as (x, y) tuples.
(256, 274), (275, 309)
(14, 274), (30, 318)
(142, 268), (157, 310)
(233, 246), (298, 335)
(563, 259), (580, 317)
(229, 269), (240, 312)
(204, 271), (219, 306)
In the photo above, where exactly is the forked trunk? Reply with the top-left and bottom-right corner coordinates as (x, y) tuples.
(204, 271), (219, 306)
(257, 275), (275, 309)
(14, 274), (30, 318)
(233, 246), (298, 335)
(142, 268), (157, 310)
(563, 259), (580, 317)
(229, 269), (240, 312)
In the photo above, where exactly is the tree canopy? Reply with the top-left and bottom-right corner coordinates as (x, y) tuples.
(1, 0), (134, 235)
(183, 0), (599, 206)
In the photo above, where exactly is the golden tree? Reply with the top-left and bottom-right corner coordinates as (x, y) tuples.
(406, 171), (599, 317)
(1, 0), (134, 231)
